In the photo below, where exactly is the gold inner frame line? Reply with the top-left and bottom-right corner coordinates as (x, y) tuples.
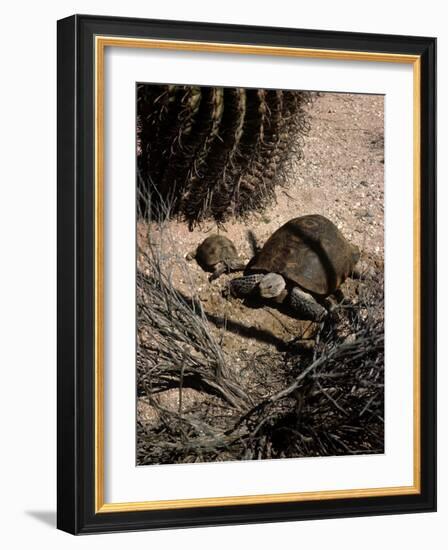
(94, 35), (421, 514)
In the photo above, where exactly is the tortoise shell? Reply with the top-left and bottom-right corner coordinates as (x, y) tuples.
(247, 215), (359, 296)
(195, 235), (239, 271)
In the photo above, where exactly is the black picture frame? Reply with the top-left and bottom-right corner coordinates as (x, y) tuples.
(57, 14), (436, 534)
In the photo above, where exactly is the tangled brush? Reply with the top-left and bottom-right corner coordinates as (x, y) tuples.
(136, 208), (385, 464)
(137, 84), (312, 228)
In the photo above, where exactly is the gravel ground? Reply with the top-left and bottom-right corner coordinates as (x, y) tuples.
(292, 92), (384, 257)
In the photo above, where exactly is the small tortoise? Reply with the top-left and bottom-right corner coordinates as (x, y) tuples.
(186, 234), (246, 281)
(229, 214), (360, 320)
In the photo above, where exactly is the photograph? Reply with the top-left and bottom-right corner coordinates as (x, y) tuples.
(53, 11), (435, 535)
(136, 84), (385, 466)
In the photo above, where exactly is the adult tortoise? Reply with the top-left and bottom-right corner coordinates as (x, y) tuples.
(229, 214), (360, 320)
(186, 234), (245, 281)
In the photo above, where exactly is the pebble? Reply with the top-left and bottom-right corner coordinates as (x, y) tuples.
(355, 209), (373, 219)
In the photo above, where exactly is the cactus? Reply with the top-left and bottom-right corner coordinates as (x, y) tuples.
(137, 84), (312, 226)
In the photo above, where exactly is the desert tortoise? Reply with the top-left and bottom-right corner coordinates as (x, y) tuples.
(229, 214), (360, 320)
(186, 234), (246, 281)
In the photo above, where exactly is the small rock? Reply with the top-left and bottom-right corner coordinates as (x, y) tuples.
(355, 209), (373, 219)
(343, 334), (357, 345)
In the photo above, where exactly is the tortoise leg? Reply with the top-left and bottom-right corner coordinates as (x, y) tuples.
(226, 258), (246, 272)
(209, 262), (227, 282)
(288, 287), (327, 321)
(209, 259), (246, 282)
(228, 273), (264, 297)
(333, 288), (345, 303)
(322, 290), (344, 313)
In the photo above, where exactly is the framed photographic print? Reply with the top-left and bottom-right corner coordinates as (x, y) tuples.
(57, 14), (436, 534)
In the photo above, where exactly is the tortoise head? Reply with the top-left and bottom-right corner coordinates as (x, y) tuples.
(259, 273), (286, 299)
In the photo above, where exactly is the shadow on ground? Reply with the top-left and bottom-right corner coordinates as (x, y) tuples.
(25, 510), (56, 528)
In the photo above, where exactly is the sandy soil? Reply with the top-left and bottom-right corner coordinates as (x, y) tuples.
(137, 91), (384, 425)
(140, 92), (383, 341)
